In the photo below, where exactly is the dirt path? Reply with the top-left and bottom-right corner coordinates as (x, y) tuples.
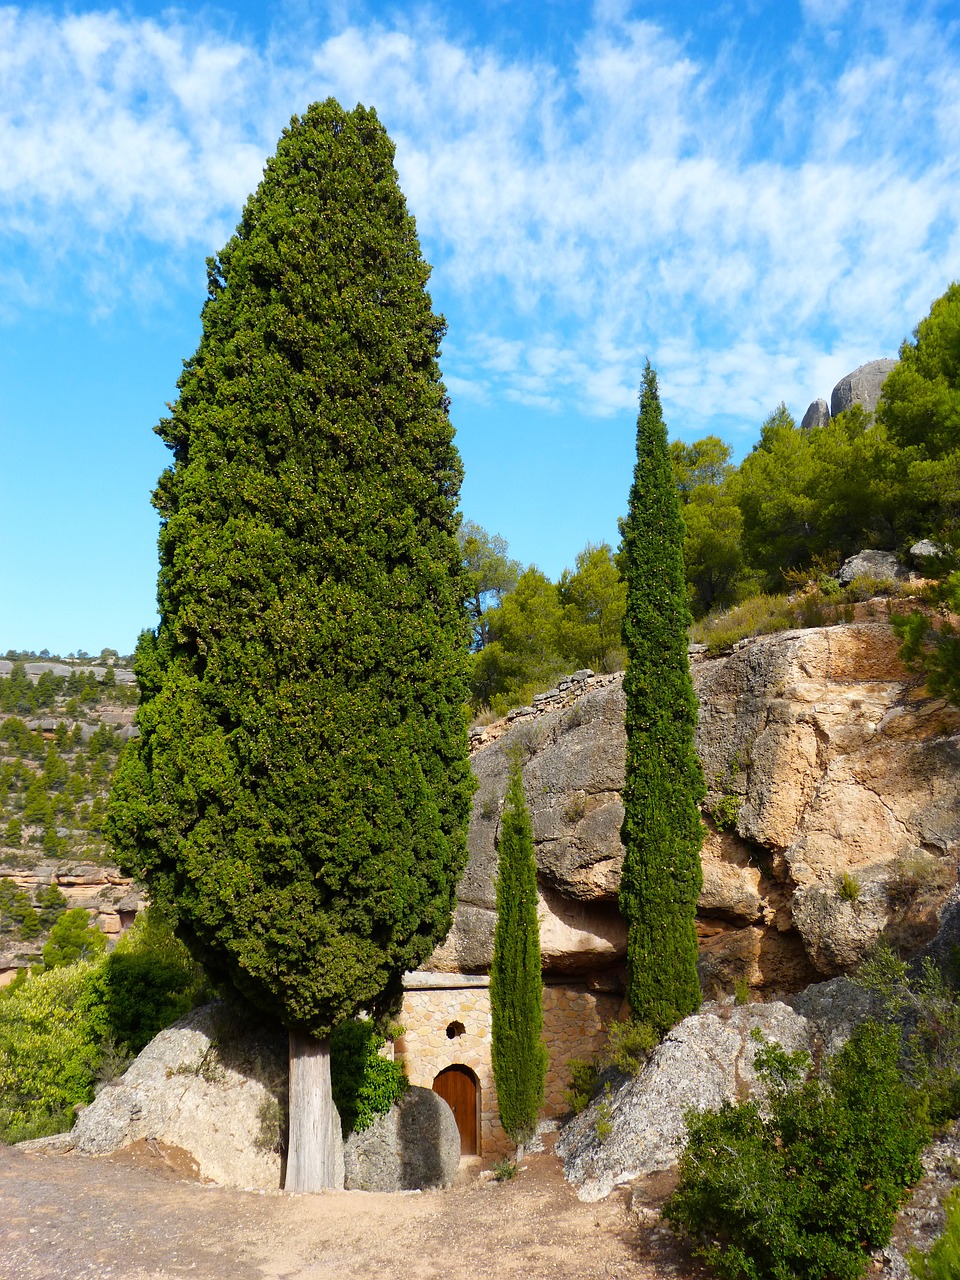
(0, 1138), (699, 1280)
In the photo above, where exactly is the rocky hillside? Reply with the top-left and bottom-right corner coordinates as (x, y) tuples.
(437, 616), (960, 997)
(4, 611), (957, 998)
(0, 660), (143, 979)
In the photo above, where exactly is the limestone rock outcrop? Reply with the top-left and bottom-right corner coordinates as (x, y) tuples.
(69, 1003), (288, 1191)
(445, 621), (960, 992)
(830, 358), (899, 418)
(557, 1000), (813, 1201)
(800, 397), (830, 430)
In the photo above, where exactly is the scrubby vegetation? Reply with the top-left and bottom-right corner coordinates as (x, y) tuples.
(0, 907), (207, 1144)
(665, 944), (960, 1278)
(563, 1018), (658, 1114)
(665, 1024), (930, 1280)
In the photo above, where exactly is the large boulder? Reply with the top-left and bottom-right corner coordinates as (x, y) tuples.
(343, 1086), (460, 1191)
(830, 358), (898, 418)
(837, 549), (903, 585)
(800, 398), (830, 430)
(70, 1003), (288, 1191)
(557, 1001), (813, 1201)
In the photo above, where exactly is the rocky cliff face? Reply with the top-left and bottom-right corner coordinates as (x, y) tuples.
(435, 621), (960, 996)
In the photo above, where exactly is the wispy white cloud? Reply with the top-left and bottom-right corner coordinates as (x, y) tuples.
(0, 1), (958, 437)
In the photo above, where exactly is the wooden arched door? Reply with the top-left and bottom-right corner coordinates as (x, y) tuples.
(432, 1065), (479, 1155)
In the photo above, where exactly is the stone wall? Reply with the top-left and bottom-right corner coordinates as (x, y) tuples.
(399, 974), (620, 1156)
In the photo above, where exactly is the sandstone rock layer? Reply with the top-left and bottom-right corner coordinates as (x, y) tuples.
(445, 623), (960, 992)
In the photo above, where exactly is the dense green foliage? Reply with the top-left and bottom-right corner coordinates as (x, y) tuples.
(490, 756), (547, 1144)
(618, 362), (704, 1032)
(459, 521), (522, 650)
(909, 1188), (960, 1280)
(0, 960), (106, 1142)
(93, 910), (209, 1055)
(106, 100), (473, 1039)
(0, 908), (206, 1143)
(469, 542), (626, 713)
(329, 1018), (408, 1137)
(41, 908), (106, 968)
(665, 1024), (929, 1280)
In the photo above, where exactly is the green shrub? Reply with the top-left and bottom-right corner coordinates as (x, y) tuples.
(0, 908), (210, 1142)
(837, 871), (862, 902)
(595, 1096), (613, 1142)
(93, 952), (200, 1056)
(664, 1022), (929, 1280)
(330, 1019), (408, 1137)
(564, 1058), (599, 1114)
(41, 908), (106, 969)
(856, 943), (960, 1125)
(599, 1019), (658, 1076)
(909, 1188), (960, 1279)
(0, 961), (106, 1143)
(95, 908), (209, 1054)
(711, 793), (741, 832)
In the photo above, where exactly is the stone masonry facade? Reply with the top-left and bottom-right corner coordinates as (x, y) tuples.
(399, 975), (621, 1156)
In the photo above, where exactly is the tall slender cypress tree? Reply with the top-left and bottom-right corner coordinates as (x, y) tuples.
(490, 754), (547, 1147)
(618, 360), (705, 1033)
(106, 100), (473, 1189)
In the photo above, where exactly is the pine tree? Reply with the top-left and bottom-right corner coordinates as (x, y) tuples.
(490, 754), (547, 1147)
(106, 100), (473, 1190)
(618, 360), (705, 1033)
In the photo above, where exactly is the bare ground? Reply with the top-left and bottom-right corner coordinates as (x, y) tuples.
(0, 1136), (703, 1280)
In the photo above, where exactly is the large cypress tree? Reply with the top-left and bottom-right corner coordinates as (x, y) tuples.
(618, 360), (705, 1033)
(106, 100), (473, 1190)
(490, 754), (547, 1147)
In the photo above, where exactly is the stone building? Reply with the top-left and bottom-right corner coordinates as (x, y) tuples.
(398, 972), (622, 1158)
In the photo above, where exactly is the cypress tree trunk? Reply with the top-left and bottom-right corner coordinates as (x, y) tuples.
(490, 755), (547, 1147)
(618, 360), (705, 1033)
(285, 1032), (344, 1192)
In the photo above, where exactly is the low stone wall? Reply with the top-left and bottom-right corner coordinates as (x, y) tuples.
(468, 669), (624, 754)
(399, 974), (620, 1157)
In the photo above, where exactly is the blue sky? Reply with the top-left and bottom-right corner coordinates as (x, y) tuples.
(1, 0), (959, 655)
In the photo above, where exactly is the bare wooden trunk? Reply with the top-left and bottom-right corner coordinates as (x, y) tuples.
(284, 1031), (344, 1192)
